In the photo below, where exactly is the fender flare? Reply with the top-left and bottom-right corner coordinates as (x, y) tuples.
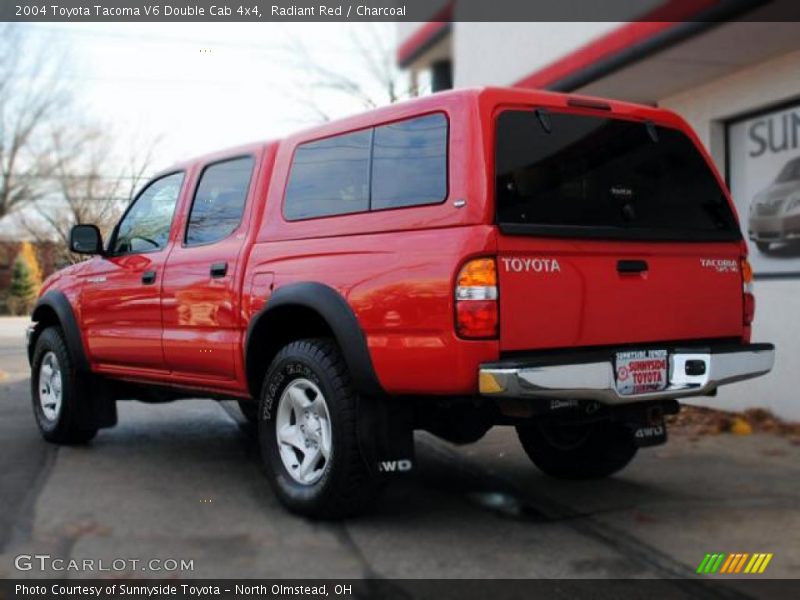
(245, 282), (384, 398)
(30, 291), (90, 372)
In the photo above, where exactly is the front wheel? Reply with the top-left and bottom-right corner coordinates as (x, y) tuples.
(516, 418), (637, 479)
(31, 327), (98, 444)
(258, 338), (379, 519)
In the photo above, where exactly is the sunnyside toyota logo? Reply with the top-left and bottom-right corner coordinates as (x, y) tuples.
(697, 552), (773, 575)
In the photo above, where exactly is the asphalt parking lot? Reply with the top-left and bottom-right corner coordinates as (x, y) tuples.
(1, 318), (798, 595)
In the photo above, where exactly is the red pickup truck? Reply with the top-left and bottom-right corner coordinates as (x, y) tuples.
(28, 88), (774, 518)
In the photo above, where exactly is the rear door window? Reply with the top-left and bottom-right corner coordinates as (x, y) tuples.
(495, 110), (740, 241)
(185, 156), (254, 246)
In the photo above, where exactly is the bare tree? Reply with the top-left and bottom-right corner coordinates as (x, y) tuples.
(19, 124), (158, 261)
(0, 24), (66, 220)
(284, 23), (414, 123)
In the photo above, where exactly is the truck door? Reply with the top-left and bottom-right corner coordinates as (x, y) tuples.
(160, 155), (257, 381)
(80, 172), (185, 372)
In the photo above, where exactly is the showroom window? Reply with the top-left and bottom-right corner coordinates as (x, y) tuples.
(727, 101), (800, 277)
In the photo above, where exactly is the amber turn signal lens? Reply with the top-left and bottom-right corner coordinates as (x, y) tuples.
(741, 258), (753, 284)
(457, 258), (497, 287)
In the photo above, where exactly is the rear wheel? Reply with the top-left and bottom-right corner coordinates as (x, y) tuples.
(516, 418), (637, 479)
(258, 338), (379, 519)
(31, 327), (98, 444)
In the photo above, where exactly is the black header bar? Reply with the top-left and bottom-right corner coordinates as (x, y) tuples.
(3, 0), (800, 22)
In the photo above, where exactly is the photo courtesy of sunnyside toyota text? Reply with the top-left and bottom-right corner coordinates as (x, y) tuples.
(1, 1), (799, 598)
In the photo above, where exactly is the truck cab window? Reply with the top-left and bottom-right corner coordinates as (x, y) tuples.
(112, 172), (184, 254)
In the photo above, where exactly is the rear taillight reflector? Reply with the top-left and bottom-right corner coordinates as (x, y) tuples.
(456, 286), (497, 301)
(455, 258), (498, 339)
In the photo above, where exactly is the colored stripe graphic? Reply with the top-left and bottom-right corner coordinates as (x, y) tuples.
(710, 553), (726, 573)
(696, 554), (712, 574)
(729, 554), (741, 573)
(719, 554), (736, 574)
(699, 552), (773, 574)
(758, 554), (773, 573)
(745, 554), (761, 573)
(697, 553), (726, 573)
(735, 553), (749, 573)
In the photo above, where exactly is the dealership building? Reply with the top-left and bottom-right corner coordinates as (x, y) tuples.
(398, 8), (800, 418)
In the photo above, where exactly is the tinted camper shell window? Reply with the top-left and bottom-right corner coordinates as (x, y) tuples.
(284, 113), (448, 221)
(495, 110), (740, 241)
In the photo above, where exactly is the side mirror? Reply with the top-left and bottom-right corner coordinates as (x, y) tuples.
(69, 224), (104, 255)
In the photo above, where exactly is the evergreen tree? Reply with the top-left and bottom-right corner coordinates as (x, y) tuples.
(7, 256), (37, 315)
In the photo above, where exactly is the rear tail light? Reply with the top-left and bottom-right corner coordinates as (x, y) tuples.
(741, 257), (753, 295)
(741, 258), (754, 342)
(455, 258), (498, 339)
(741, 257), (754, 326)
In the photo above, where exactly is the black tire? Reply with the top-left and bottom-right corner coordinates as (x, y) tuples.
(516, 418), (637, 480)
(258, 338), (379, 519)
(237, 399), (258, 423)
(755, 241), (771, 253)
(31, 327), (98, 444)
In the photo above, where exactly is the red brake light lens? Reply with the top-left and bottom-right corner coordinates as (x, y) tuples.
(456, 301), (498, 339)
(743, 292), (755, 326)
(741, 257), (754, 342)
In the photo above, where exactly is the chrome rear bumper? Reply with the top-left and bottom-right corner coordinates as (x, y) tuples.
(479, 344), (774, 405)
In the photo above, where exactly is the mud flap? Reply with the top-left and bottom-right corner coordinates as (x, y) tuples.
(618, 403), (671, 448)
(77, 375), (118, 429)
(357, 396), (415, 479)
(628, 419), (667, 447)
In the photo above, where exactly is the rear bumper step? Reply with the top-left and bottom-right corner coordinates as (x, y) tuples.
(479, 343), (775, 405)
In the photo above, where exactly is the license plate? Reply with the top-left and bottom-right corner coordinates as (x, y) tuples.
(615, 349), (669, 396)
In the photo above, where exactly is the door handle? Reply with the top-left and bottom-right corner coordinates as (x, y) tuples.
(210, 262), (228, 278)
(141, 270), (157, 285)
(617, 260), (648, 274)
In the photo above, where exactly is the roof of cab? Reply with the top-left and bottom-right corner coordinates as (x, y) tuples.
(156, 86), (684, 176)
(161, 140), (275, 175)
